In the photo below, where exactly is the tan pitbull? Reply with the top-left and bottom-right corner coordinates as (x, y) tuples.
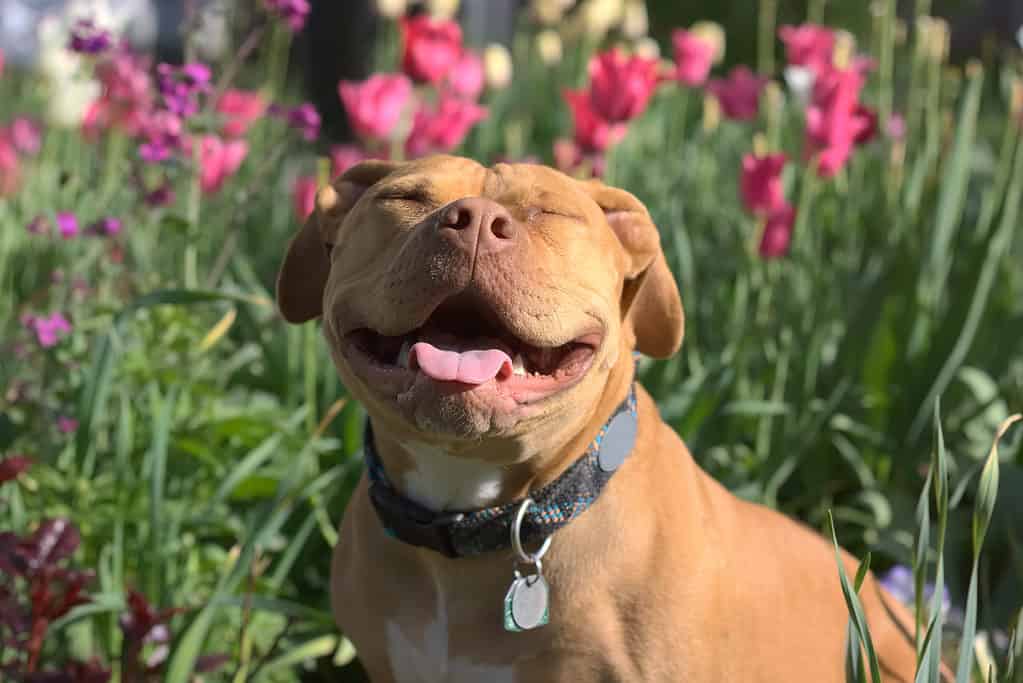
(276, 155), (920, 682)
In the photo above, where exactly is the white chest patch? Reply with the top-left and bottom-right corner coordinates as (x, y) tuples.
(400, 441), (505, 511)
(385, 568), (516, 683)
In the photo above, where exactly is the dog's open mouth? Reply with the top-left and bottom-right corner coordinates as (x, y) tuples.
(343, 295), (601, 398)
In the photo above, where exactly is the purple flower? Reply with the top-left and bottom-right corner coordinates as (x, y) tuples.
(138, 110), (184, 162)
(57, 416), (79, 433)
(25, 312), (72, 348)
(156, 62), (212, 117)
(144, 183), (175, 207)
(68, 19), (112, 55)
(56, 212), (79, 239)
(878, 564), (951, 616)
(265, 0), (311, 32)
(287, 103), (320, 140)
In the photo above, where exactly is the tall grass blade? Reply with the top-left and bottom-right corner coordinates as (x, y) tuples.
(828, 511), (883, 683)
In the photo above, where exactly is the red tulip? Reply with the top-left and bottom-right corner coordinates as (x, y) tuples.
(405, 96), (487, 158)
(563, 89), (628, 154)
(588, 48), (660, 122)
(338, 74), (413, 142)
(217, 89), (266, 138)
(759, 204), (796, 259)
(198, 135), (247, 194)
(741, 153), (788, 216)
(805, 63), (871, 177)
(672, 29), (716, 87)
(707, 67), (769, 121)
(446, 50), (485, 100)
(400, 15), (463, 84)
(778, 24), (836, 73)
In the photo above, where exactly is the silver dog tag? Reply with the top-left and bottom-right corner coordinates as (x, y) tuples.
(503, 571), (550, 632)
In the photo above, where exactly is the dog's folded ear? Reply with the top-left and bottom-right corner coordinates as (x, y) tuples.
(579, 179), (684, 359)
(276, 160), (403, 323)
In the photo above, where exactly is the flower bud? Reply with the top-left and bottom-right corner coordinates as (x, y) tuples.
(536, 29), (563, 65)
(689, 21), (725, 64)
(634, 37), (660, 60)
(375, 0), (408, 19)
(427, 0), (460, 20)
(621, 1), (648, 40)
(579, 0), (624, 40)
(484, 43), (513, 90)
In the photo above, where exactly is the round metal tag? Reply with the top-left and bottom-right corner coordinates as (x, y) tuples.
(597, 411), (638, 472)
(510, 574), (550, 631)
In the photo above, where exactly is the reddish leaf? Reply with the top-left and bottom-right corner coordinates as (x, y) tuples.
(20, 519), (80, 571)
(0, 455), (31, 483)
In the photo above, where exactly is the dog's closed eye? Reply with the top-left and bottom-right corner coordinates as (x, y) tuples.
(376, 185), (436, 207)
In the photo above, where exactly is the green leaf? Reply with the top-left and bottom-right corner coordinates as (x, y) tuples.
(973, 415), (1021, 556)
(258, 634), (339, 676)
(827, 511), (883, 683)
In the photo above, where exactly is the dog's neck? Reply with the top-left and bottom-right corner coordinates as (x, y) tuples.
(369, 363), (634, 513)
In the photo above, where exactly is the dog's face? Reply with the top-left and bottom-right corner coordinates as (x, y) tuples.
(277, 155), (683, 448)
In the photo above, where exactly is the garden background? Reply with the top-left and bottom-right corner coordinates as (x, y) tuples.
(2, 0), (1023, 680)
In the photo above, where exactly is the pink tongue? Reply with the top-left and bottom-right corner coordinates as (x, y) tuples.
(410, 342), (513, 385)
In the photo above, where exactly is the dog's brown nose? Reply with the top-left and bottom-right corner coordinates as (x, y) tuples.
(438, 197), (518, 255)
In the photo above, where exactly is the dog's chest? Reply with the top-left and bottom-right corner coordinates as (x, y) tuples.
(383, 574), (518, 683)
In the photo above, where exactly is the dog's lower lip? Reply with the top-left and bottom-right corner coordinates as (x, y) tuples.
(341, 327), (601, 402)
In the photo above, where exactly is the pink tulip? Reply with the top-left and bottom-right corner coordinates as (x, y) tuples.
(9, 118), (42, 155)
(330, 144), (369, 179)
(217, 89), (266, 138)
(672, 29), (716, 87)
(406, 97), (487, 158)
(293, 175), (318, 222)
(805, 64), (871, 177)
(707, 67), (770, 121)
(446, 50), (485, 100)
(563, 89), (628, 154)
(588, 49), (660, 123)
(778, 24), (836, 73)
(400, 15), (463, 84)
(0, 135), (19, 196)
(338, 74), (413, 142)
(759, 204), (796, 259)
(198, 135), (248, 194)
(741, 153), (788, 216)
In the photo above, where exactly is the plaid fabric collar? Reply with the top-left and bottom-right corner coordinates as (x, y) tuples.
(362, 386), (639, 559)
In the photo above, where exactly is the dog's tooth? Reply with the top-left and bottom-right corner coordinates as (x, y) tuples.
(397, 340), (412, 369)
(513, 353), (527, 376)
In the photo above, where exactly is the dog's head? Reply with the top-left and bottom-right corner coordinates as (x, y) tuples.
(277, 155), (682, 446)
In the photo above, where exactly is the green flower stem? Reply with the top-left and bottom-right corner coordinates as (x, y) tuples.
(100, 131), (127, 205)
(792, 163), (819, 260)
(266, 22), (293, 99)
(184, 142), (202, 288)
(758, 0), (778, 76)
(877, 0), (896, 131)
(807, 0), (826, 24)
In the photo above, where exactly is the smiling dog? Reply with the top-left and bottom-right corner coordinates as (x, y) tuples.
(276, 155), (919, 682)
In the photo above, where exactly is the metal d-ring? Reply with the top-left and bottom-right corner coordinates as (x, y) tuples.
(511, 498), (552, 566)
